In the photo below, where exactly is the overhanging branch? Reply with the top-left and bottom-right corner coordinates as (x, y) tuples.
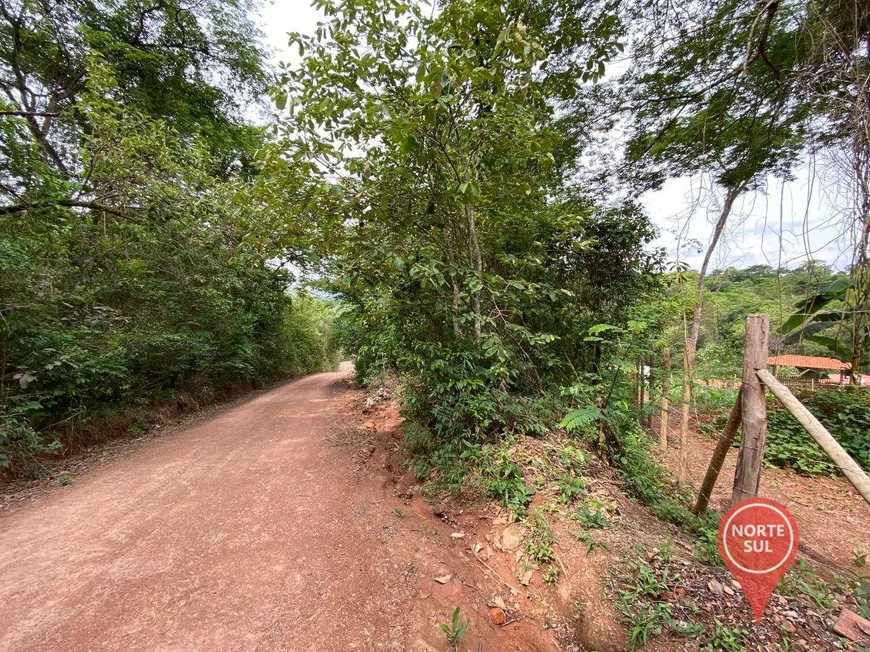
(0, 200), (132, 219)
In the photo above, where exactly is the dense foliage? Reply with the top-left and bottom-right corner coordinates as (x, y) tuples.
(766, 388), (870, 475)
(0, 1), (336, 474)
(270, 0), (663, 490)
(2, 0), (868, 502)
(659, 263), (851, 378)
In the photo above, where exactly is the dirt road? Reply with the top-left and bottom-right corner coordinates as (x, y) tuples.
(0, 366), (495, 651)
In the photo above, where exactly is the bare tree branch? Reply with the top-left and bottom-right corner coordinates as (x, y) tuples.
(0, 200), (132, 219)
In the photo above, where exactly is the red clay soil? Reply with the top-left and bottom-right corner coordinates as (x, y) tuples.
(0, 364), (562, 652)
(658, 414), (870, 570)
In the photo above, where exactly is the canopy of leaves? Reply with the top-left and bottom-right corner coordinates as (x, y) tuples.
(0, 0), (268, 200)
(616, 0), (809, 193)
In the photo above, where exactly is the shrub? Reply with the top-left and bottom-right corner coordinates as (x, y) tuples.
(766, 387), (870, 475)
(0, 417), (59, 475)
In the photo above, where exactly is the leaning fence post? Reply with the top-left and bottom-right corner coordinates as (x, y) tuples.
(732, 314), (770, 503)
(693, 388), (742, 514)
(659, 346), (671, 452)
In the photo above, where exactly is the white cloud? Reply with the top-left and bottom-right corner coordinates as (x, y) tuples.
(643, 162), (854, 271)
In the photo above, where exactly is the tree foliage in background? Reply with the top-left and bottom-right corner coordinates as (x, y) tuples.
(0, 0), (267, 185)
(661, 263), (851, 378)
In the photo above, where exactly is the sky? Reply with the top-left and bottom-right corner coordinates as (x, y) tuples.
(255, 1), (852, 272)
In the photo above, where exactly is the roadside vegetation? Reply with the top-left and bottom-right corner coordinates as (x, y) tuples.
(2, 0), (870, 647)
(0, 1), (338, 475)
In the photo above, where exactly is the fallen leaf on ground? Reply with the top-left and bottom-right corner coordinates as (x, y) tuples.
(489, 596), (507, 610)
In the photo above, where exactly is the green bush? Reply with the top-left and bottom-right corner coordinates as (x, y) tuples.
(766, 387), (870, 475)
(0, 418), (60, 474)
(0, 196), (338, 475)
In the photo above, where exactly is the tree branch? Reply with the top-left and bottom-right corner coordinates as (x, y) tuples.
(0, 110), (60, 117)
(0, 200), (132, 219)
(757, 0), (782, 79)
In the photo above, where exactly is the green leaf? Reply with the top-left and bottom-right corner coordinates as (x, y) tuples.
(275, 91), (287, 111)
(402, 134), (421, 155)
(559, 406), (603, 431)
(782, 321), (839, 345)
(804, 335), (851, 359)
(439, 67), (451, 88)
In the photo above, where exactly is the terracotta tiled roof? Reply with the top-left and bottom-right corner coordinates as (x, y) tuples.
(768, 355), (851, 371)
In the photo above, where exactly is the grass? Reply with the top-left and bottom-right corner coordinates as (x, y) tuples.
(542, 564), (560, 584)
(701, 618), (748, 652)
(571, 499), (609, 529)
(613, 557), (675, 650)
(777, 559), (835, 609)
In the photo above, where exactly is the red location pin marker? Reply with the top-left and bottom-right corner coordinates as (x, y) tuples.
(718, 497), (799, 623)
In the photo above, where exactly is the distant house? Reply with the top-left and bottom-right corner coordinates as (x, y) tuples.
(767, 355), (855, 387)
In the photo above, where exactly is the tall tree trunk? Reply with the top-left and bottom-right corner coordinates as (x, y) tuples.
(443, 227), (463, 337)
(686, 185), (742, 369)
(678, 184), (742, 482)
(679, 346), (691, 483)
(659, 346), (670, 452)
(465, 203), (483, 337)
(850, 125), (870, 383)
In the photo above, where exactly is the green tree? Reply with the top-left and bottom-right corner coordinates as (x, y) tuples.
(0, 0), (267, 205)
(266, 0), (661, 484)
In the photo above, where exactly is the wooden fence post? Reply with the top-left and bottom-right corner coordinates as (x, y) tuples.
(732, 314), (770, 503)
(659, 346), (670, 452)
(692, 389), (742, 514)
(679, 347), (690, 483)
(645, 356), (654, 429)
(638, 360), (646, 424)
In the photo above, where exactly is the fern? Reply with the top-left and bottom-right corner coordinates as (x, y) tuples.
(559, 405), (603, 432)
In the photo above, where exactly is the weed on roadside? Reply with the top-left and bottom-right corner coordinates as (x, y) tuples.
(613, 558), (675, 650)
(850, 551), (870, 619)
(777, 559), (835, 609)
(571, 499), (609, 529)
(574, 529), (608, 554)
(542, 564), (560, 584)
(440, 606), (469, 649)
(476, 443), (536, 517)
(658, 540), (676, 563)
(526, 508), (556, 564)
(701, 618), (748, 652)
(555, 472), (585, 503)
